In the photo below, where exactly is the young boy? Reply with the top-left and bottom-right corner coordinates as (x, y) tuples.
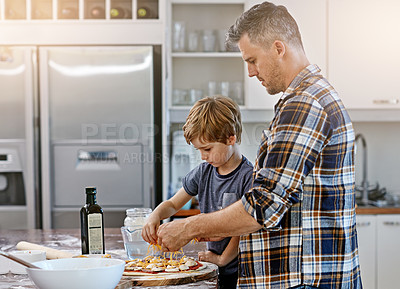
(142, 95), (253, 289)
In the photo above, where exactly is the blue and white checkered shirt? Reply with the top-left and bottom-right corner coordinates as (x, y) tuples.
(239, 65), (363, 289)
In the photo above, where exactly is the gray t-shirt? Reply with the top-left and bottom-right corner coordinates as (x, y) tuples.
(182, 156), (253, 275)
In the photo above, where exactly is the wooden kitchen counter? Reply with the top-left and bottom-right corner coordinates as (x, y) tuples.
(0, 228), (217, 289)
(356, 206), (400, 215)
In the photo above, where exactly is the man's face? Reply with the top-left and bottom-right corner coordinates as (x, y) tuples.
(238, 34), (286, 95)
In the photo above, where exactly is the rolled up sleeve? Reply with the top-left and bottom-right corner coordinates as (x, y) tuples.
(242, 95), (330, 228)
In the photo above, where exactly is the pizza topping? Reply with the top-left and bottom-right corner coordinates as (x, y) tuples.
(165, 265), (180, 272)
(146, 263), (155, 269)
(124, 241), (202, 275)
(179, 264), (189, 271)
(185, 259), (197, 267)
(124, 255), (203, 274)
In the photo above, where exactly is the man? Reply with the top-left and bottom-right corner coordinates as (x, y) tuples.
(158, 2), (362, 288)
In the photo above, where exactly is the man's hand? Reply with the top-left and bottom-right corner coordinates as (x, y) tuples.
(157, 201), (261, 252)
(157, 219), (193, 252)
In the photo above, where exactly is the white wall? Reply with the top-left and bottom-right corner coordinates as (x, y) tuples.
(239, 122), (400, 195)
(353, 122), (400, 195)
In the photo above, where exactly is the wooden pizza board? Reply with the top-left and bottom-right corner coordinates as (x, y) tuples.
(115, 262), (218, 288)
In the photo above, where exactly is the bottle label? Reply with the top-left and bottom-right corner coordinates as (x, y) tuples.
(88, 213), (103, 254)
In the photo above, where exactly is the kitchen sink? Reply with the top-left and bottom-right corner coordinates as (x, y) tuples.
(356, 192), (400, 208)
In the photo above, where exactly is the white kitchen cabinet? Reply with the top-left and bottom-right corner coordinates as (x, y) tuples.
(0, 0), (165, 46)
(356, 214), (400, 289)
(0, 0), (160, 21)
(328, 0), (400, 109)
(356, 215), (377, 289)
(244, 0), (327, 110)
(167, 1), (245, 109)
(167, 0), (327, 114)
(376, 214), (400, 289)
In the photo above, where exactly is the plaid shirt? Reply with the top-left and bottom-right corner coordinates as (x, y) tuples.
(239, 65), (362, 289)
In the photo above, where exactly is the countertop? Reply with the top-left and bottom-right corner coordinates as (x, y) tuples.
(356, 206), (400, 215)
(0, 228), (217, 289)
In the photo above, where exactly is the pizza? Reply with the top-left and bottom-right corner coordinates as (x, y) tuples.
(123, 255), (206, 275)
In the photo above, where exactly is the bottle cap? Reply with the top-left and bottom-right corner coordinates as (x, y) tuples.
(85, 187), (97, 194)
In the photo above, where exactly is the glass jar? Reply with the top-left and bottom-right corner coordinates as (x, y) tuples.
(121, 208), (152, 259)
(124, 208), (152, 228)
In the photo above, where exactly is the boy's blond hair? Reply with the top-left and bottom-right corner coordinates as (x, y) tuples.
(182, 95), (242, 145)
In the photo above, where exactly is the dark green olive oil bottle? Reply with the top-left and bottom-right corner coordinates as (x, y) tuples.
(80, 187), (105, 254)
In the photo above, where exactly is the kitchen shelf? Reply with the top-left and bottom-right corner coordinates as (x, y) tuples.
(172, 52), (241, 58)
(171, 0), (244, 3)
(0, 0), (160, 21)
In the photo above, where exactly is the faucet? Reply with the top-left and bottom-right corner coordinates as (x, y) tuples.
(355, 134), (377, 206)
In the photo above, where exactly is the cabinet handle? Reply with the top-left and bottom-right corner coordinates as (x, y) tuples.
(357, 222), (371, 227)
(373, 99), (399, 105)
(383, 221), (400, 226)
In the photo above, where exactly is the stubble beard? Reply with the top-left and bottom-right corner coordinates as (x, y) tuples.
(265, 60), (286, 95)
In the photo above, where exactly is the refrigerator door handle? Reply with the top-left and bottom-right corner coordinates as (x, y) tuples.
(77, 150), (118, 162)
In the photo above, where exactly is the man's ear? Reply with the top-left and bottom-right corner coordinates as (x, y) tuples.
(227, 135), (237, 145)
(274, 40), (286, 57)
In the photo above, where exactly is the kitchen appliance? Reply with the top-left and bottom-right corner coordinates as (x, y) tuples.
(169, 131), (201, 207)
(0, 148), (25, 205)
(0, 46), (37, 229)
(39, 45), (161, 229)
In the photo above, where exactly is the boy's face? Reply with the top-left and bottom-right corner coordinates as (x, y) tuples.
(191, 136), (236, 168)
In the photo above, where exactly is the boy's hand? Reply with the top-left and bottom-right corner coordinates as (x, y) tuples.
(141, 215), (160, 244)
(198, 250), (225, 267)
(157, 219), (192, 252)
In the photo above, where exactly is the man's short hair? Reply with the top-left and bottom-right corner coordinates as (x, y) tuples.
(227, 1), (304, 51)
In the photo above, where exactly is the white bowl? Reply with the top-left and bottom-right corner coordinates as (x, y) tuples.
(26, 258), (125, 289)
(10, 250), (46, 274)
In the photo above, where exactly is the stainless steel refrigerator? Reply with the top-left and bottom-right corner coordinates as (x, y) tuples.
(39, 46), (162, 229)
(0, 46), (37, 229)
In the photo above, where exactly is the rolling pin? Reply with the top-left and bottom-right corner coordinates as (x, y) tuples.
(16, 241), (74, 259)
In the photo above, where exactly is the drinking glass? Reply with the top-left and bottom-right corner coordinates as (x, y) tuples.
(188, 89), (203, 105)
(172, 89), (189, 106)
(218, 29), (227, 52)
(220, 81), (230, 97)
(230, 81), (244, 105)
(202, 30), (216, 52)
(187, 31), (199, 52)
(173, 21), (186, 52)
(207, 81), (220, 96)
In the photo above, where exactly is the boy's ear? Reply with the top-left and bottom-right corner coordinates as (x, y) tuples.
(226, 135), (236, 145)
